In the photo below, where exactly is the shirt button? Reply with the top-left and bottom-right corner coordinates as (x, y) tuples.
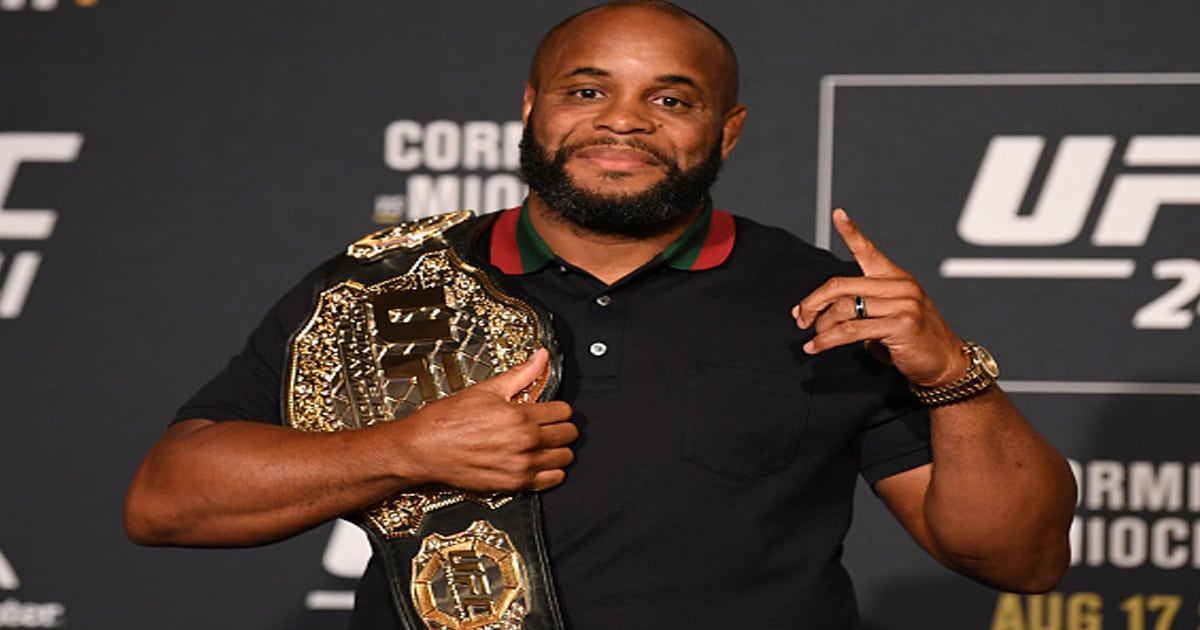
(595, 295), (612, 307)
(589, 342), (608, 357)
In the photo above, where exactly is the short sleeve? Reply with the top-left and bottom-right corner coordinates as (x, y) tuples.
(856, 405), (931, 485)
(172, 268), (320, 426)
(849, 355), (931, 484)
(811, 344), (932, 485)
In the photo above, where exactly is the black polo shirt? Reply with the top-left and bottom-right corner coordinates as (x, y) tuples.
(177, 203), (931, 629)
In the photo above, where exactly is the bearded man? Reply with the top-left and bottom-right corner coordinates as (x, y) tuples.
(125, 2), (1076, 628)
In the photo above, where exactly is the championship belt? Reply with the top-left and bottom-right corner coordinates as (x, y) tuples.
(283, 210), (566, 630)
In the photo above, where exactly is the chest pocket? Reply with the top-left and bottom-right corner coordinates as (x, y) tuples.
(681, 363), (812, 480)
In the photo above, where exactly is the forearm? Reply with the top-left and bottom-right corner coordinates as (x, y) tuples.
(124, 418), (413, 547)
(125, 356), (577, 548)
(923, 387), (1076, 591)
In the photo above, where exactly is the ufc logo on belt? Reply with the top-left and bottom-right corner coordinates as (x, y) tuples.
(374, 286), (467, 400)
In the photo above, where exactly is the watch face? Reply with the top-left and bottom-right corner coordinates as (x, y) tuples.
(973, 345), (1000, 378)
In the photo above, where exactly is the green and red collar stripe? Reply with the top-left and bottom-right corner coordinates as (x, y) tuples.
(488, 200), (736, 275)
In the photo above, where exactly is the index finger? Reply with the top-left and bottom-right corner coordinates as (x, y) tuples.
(833, 208), (898, 277)
(530, 400), (573, 425)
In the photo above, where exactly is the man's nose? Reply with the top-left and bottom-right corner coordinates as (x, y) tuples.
(593, 96), (655, 134)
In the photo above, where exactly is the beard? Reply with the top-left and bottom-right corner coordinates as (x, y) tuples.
(519, 122), (723, 239)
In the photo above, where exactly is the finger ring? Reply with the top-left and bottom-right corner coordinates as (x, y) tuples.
(854, 295), (868, 319)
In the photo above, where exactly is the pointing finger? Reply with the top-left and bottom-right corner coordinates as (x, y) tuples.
(832, 208), (897, 277)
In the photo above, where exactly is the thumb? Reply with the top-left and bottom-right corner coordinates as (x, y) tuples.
(482, 347), (550, 400)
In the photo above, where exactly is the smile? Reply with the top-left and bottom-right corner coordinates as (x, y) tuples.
(571, 145), (662, 171)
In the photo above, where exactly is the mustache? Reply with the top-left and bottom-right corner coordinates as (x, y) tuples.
(555, 137), (677, 170)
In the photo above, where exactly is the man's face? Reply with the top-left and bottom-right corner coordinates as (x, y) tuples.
(520, 5), (746, 236)
(519, 111), (723, 238)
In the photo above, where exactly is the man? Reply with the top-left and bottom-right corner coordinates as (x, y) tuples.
(125, 1), (1076, 628)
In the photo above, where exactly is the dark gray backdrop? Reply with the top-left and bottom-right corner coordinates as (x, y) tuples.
(2, 1), (1198, 628)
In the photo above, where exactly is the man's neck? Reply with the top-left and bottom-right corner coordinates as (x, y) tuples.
(526, 195), (702, 285)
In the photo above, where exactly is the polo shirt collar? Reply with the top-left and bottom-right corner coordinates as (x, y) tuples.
(488, 199), (736, 275)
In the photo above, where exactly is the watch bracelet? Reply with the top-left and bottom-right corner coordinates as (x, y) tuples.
(908, 343), (997, 407)
(909, 375), (995, 406)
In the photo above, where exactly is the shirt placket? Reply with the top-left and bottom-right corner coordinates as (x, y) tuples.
(575, 281), (625, 392)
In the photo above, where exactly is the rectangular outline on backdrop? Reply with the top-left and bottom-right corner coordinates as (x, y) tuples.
(816, 72), (1200, 395)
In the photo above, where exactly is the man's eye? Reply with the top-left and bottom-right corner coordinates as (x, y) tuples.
(573, 89), (601, 99)
(655, 96), (688, 109)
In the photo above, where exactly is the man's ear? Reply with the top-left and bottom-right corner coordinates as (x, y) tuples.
(719, 104), (748, 160)
(522, 83), (536, 126)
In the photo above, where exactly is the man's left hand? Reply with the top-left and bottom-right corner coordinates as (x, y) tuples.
(792, 208), (966, 388)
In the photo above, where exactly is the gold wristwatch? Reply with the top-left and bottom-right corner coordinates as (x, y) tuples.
(909, 342), (999, 407)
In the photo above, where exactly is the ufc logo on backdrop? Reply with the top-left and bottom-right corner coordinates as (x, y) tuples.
(0, 547), (68, 627)
(0, 549), (18, 590)
(944, 134), (1200, 330)
(302, 521), (370, 611)
(958, 135), (1200, 247)
(0, 132), (83, 320)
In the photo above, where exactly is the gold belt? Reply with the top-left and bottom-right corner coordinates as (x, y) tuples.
(284, 210), (565, 630)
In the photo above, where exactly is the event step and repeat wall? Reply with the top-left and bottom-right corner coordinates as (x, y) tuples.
(3, 1), (1198, 628)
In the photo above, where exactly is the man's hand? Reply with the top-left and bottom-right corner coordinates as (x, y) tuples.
(792, 208), (966, 388)
(126, 349), (577, 547)
(789, 210), (1075, 592)
(393, 348), (578, 493)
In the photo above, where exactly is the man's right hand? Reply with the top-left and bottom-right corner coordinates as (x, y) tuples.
(391, 348), (577, 493)
(125, 348), (575, 547)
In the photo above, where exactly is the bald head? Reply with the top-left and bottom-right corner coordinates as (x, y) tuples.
(529, 1), (740, 111)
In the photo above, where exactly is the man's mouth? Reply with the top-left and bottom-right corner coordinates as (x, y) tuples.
(571, 145), (662, 172)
